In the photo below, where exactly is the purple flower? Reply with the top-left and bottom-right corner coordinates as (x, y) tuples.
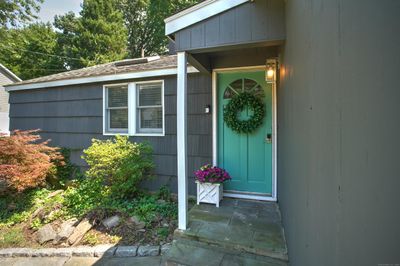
(194, 164), (232, 184)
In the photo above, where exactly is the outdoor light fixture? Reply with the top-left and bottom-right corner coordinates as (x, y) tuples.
(266, 59), (277, 83)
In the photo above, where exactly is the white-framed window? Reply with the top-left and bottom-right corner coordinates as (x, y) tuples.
(103, 80), (164, 136)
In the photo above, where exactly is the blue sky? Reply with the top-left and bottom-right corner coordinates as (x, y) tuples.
(37, 0), (83, 23)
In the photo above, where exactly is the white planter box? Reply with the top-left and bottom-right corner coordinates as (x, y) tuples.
(196, 181), (223, 207)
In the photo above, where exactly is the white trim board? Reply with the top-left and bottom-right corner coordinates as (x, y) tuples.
(6, 67), (199, 92)
(165, 0), (250, 36)
(212, 66), (278, 202)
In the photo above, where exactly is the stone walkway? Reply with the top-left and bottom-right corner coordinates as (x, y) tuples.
(163, 198), (288, 266)
(0, 256), (161, 266)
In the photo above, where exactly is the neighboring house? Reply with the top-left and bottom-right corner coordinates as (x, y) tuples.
(0, 63), (21, 134)
(5, 0), (400, 265)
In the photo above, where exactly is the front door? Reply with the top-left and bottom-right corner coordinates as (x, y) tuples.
(217, 70), (273, 195)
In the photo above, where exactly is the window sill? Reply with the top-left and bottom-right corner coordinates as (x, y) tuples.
(102, 132), (165, 137)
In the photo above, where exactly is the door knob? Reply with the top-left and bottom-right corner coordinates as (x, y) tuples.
(265, 133), (272, 143)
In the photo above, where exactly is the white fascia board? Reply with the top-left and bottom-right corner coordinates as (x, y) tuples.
(165, 0), (249, 36)
(5, 66), (198, 92)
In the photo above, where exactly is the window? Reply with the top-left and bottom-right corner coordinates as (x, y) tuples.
(105, 85), (128, 133)
(137, 83), (163, 133)
(103, 81), (164, 136)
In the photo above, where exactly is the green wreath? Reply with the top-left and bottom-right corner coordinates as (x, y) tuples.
(223, 92), (265, 134)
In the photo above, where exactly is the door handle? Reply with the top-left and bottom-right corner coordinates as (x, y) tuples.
(265, 133), (272, 143)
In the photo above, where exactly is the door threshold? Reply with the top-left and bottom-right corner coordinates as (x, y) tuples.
(224, 191), (276, 202)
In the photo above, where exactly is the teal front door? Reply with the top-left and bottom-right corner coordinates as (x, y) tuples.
(217, 70), (273, 195)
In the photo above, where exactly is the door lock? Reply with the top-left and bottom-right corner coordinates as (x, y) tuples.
(265, 133), (272, 143)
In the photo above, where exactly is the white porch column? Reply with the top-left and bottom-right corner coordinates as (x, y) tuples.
(177, 51), (188, 230)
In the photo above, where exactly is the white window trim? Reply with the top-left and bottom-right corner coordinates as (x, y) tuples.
(103, 80), (165, 137)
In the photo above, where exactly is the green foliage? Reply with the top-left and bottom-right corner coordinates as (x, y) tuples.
(0, 22), (65, 80)
(0, 188), (52, 226)
(47, 148), (81, 189)
(223, 92), (265, 134)
(82, 136), (154, 199)
(0, 225), (25, 248)
(64, 177), (110, 218)
(0, 0), (43, 28)
(54, 0), (127, 69)
(120, 0), (200, 57)
(157, 227), (169, 239)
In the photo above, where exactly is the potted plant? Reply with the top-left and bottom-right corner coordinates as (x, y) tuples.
(194, 164), (231, 207)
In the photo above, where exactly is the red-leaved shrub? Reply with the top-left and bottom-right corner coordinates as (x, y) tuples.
(0, 130), (64, 193)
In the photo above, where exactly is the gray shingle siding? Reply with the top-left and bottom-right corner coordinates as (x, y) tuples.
(9, 73), (212, 195)
(174, 0), (285, 52)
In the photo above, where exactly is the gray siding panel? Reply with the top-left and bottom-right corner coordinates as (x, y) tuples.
(280, 1), (400, 265)
(174, 0), (285, 52)
(10, 99), (103, 117)
(9, 73), (212, 194)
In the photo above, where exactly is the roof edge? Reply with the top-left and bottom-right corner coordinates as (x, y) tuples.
(5, 66), (199, 92)
(0, 63), (22, 82)
(165, 0), (250, 36)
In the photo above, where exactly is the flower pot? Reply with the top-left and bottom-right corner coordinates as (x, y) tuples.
(196, 181), (223, 207)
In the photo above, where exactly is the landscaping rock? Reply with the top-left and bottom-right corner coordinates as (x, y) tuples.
(115, 246), (137, 257)
(32, 207), (45, 219)
(54, 218), (78, 244)
(47, 190), (64, 198)
(67, 219), (93, 245)
(37, 224), (57, 244)
(129, 216), (145, 229)
(137, 245), (160, 257)
(94, 244), (116, 257)
(102, 215), (121, 229)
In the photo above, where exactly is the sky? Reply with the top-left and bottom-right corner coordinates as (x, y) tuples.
(36, 0), (83, 23)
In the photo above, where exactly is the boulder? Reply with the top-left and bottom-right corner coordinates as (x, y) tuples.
(129, 216), (146, 230)
(102, 215), (121, 229)
(67, 218), (93, 245)
(54, 218), (78, 244)
(37, 224), (57, 244)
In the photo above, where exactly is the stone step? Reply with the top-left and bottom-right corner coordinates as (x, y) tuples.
(174, 226), (288, 262)
(162, 238), (288, 266)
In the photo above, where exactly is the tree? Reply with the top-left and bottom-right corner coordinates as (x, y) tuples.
(0, 0), (43, 28)
(0, 22), (66, 80)
(54, 0), (127, 68)
(121, 0), (199, 58)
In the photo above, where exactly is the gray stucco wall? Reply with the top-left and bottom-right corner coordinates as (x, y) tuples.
(9, 73), (212, 195)
(174, 0), (285, 52)
(279, 0), (400, 265)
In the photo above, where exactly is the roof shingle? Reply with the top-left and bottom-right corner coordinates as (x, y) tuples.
(10, 55), (177, 86)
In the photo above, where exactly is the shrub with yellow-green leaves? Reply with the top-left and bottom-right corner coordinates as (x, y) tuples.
(82, 135), (154, 199)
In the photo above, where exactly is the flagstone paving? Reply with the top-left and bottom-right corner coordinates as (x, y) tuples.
(163, 198), (288, 265)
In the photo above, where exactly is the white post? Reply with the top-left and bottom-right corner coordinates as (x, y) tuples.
(177, 51), (188, 230)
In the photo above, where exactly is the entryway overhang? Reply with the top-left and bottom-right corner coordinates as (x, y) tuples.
(168, 0), (285, 230)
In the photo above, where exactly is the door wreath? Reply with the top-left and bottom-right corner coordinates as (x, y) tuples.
(223, 92), (265, 134)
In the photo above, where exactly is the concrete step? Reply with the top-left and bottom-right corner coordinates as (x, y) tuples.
(162, 238), (288, 266)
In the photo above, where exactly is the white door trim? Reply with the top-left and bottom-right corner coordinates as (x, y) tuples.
(212, 65), (277, 202)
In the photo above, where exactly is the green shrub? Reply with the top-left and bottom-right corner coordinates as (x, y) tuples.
(82, 135), (154, 198)
(64, 177), (110, 217)
(47, 148), (80, 189)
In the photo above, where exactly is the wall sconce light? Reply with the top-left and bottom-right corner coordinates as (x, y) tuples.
(266, 59), (277, 83)
(204, 105), (211, 114)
